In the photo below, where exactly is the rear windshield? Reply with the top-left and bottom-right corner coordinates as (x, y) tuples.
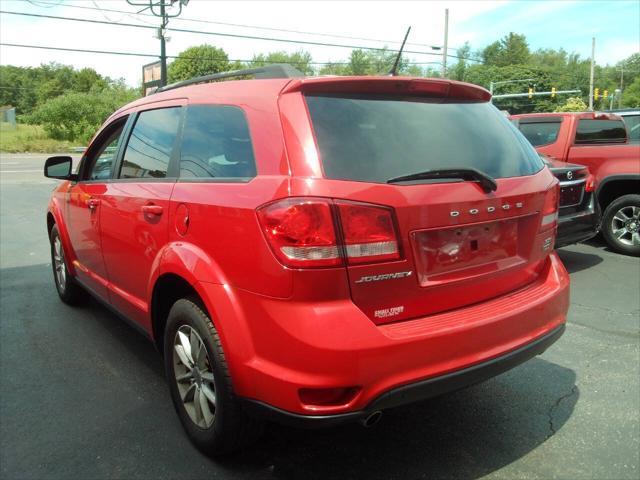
(305, 95), (543, 183)
(575, 119), (627, 144)
(516, 120), (562, 147)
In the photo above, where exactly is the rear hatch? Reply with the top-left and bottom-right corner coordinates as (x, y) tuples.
(285, 79), (558, 324)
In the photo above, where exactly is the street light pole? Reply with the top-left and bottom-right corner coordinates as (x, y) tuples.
(588, 37), (595, 111)
(441, 8), (449, 78)
(160, 2), (167, 86)
(488, 78), (535, 102)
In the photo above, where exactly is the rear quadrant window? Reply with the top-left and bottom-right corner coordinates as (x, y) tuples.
(575, 119), (627, 144)
(179, 105), (257, 180)
(120, 107), (181, 179)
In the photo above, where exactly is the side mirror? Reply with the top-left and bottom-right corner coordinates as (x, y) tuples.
(44, 156), (76, 181)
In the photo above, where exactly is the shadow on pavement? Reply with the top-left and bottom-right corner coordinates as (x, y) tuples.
(556, 247), (604, 274)
(221, 358), (578, 480)
(0, 263), (578, 480)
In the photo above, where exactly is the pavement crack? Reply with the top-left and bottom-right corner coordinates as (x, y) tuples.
(547, 384), (578, 439)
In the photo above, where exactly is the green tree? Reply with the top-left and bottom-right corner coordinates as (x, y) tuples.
(482, 33), (530, 67)
(167, 45), (230, 83)
(29, 86), (137, 142)
(250, 50), (314, 75)
(451, 42), (472, 81)
(622, 77), (640, 108)
(555, 97), (588, 112)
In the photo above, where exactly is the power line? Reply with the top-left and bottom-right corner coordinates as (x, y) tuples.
(24, 0), (63, 8)
(0, 10), (480, 62)
(0, 42), (159, 58)
(24, 0), (454, 51)
(0, 43), (445, 66)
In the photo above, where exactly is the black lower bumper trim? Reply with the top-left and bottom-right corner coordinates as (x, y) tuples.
(241, 324), (566, 428)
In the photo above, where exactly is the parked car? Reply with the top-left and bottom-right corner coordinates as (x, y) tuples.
(512, 112), (640, 256)
(45, 66), (569, 455)
(540, 155), (600, 248)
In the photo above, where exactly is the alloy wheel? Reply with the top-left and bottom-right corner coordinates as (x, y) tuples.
(173, 325), (217, 428)
(611, 205), (640, 247)
(53, 236), (66, 291)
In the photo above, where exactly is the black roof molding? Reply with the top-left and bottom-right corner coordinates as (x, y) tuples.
(156, 64), (304, 93)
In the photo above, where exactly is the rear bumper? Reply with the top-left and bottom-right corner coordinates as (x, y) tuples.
(200, 253), (570, 419)
(241, 324), (565, 428)
(555, 194), (600, 248)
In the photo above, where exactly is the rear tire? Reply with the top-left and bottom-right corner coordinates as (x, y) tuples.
(601, 194), (640, 256)
(164, 298), (263, 456)
(49, 224), (83, 305)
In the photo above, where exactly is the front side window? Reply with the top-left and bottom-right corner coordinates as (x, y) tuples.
(120, 107), (181, 179)
(179, 105), (256, 179)
(575, 119), (627, 144)
(516, 120), (562, 147)
(85, 122), (125, 180)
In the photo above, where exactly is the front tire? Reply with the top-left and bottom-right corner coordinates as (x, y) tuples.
(49, 224), (83, 304)
(601, 194), (640, 256)
(164, 298), (263, 456)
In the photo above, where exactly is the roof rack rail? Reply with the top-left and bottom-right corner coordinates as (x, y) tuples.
(156, 63), (304, 93)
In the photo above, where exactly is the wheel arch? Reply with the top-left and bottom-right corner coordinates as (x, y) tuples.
(596, 175), (640, 211)
(150, 272), (207, 354)
(148, 241), (232, 355)
(46, 202), (78, 276)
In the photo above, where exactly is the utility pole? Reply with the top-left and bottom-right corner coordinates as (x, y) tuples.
(588, 37), (595, 111)
(619, 65), (624, 108)
(441, 8), (449, 78)
(159, 2), (168, 86)
(127, 0), (188, 87)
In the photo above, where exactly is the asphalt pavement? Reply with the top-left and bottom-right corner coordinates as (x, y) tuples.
(1, 153), (639, 480)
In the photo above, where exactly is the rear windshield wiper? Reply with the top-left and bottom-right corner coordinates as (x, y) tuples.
(387, 167), (498, 193)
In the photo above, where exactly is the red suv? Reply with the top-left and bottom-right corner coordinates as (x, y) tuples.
(44, 65), (569, 455)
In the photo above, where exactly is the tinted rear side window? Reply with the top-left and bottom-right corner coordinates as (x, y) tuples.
(179, 105), (256, 179)
(305, 95), (542, 183)
(516, 120), (562, 147)
(575, 119), (627, 144)
(120, 107), (181, 179)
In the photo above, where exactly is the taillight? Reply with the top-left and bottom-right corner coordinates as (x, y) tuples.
(257, 198), (401, 268)
(585, 173), (595, 192)
(336, 201), (400, 265)
(540, 183), (560, 231)
(256, 198), (341, 268)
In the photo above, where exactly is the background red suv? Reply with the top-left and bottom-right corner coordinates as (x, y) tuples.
(44, 65), (569, 455)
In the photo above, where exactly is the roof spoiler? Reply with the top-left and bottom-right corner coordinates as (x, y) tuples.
(156, 64), (305, 93)
(281, 77), (491, 101)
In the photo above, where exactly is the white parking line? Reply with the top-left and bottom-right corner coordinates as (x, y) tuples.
(0, 170), (43, 173)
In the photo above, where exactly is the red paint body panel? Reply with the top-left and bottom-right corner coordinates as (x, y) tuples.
(47, 75), (570, 419)
(100, 182), (175, 329)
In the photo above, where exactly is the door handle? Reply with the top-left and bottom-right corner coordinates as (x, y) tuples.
(87, 198), (100, 210)
(142, 204), (164, 216)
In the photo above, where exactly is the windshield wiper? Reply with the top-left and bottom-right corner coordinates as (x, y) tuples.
(387, 167), (498, 193)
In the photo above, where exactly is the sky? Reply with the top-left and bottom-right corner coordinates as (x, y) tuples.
(0, 0), (638, 86)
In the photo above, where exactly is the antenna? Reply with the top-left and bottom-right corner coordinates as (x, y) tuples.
(389, 26), (412, 76)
